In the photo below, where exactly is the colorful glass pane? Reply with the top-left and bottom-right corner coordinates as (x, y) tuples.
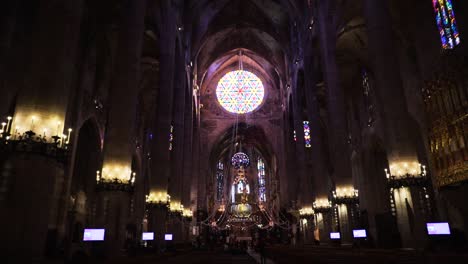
(169, 125), (174, 151)
(303, 121), (311, 148)
(231, 152), (250, 168)
(216, 70), (265, 114)
(257, 158), (266, 202)
(433, 0), (460, 49)
(216, 161), (224, 201)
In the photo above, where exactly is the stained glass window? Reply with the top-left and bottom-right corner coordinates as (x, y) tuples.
(257, 158), (266, 202)
(303, 121), (311, 148)
(231, 152), (250, 168)
(216, 161), (224, 201)
(362, 69), (375, 126)
(293, 130), (297, 142)
(216, 70), (265, 114)
(362, 70), (370, 96)
(433, 0), (460, 49)
(169, 125), (174, 151)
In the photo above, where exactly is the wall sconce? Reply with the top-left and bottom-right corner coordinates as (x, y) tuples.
(182, 208), (193, 220)
(96, 165), (135, 192)
(299, 207), (314, 218)
(1, 115), (71, 163)
(146, 191), (171, 208)
(313, 198), (332, 213)
(385, 161), (428, 188)
(332, 186), (359, 205)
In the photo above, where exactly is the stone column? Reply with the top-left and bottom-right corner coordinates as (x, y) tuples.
(303, 54), (333, 243)
(317, 0), (355, 243)
(147, 0), (177, 243)
(168, 43), (187, 242)
(0, 1), (84, 261)
(364, 0), (427, 248)
(181, 94), (194, 198)
(292, 71), (314, 244)
(182, 81), (194, 241)
(292, 78), (311, 207)
(97, 0), (146, 253)
(0, 1), (20, 116)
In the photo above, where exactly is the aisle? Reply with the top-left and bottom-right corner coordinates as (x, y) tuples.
(163, 250), (257, 264)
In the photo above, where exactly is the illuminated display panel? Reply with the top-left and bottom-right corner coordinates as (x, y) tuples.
(83, 229), (105, 241)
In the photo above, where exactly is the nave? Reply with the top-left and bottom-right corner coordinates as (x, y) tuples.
(1, 0), (467, 262)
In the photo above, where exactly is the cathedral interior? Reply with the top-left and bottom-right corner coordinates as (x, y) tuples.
(1, 0), (468, 263)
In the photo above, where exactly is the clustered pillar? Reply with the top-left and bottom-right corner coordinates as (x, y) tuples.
(96, 0), (146, 252)
(167, 40), (187, 241)
(303, 54), (333, 243)
(146, 0), (177, 244)
(316, 0), (357, 244)
(364, 0), (429, 248)
(0, 1), (83, 260)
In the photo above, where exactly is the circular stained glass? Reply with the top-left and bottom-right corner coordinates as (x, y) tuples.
(216, 70), (265, 114)
(231, 152), (250, 168)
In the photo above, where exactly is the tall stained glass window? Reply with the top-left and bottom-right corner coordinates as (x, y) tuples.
(216, 161), (224, 201)
(303, 121), (311, 148)
(257, 158), (266, 202)
(433, 0), (460, 49)
(216, 70), (265, 114)
(169, 125), (174, 151)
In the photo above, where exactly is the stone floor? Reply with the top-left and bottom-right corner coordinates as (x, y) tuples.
(265, 245), (468, 264)
(41, 245), (468, 264)
(102, 249), (257, 264)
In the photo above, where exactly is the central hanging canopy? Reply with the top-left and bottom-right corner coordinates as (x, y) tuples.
(216, 70), (265, 114)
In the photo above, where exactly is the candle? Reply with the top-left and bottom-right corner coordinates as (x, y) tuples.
(66, 128), (72, 144)
(43, 128), (47, 137)
(62, 135), (67, 147)
(1, 122), (5, 132)
(6, 116), (12, 132)
(31, 116), (36, 131)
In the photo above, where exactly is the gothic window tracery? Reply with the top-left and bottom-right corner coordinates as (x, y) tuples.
(216, 70), (265, 114)
(231, 152), (250, 168)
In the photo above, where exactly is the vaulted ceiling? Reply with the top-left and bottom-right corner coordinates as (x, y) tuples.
(190, 0), (296, 87)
